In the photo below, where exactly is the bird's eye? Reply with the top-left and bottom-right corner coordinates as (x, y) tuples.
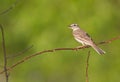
(70, 24), (78, 27)
(74, 24), (77, 26)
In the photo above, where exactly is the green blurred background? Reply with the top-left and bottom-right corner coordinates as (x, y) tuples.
(0, 0), (120, 82)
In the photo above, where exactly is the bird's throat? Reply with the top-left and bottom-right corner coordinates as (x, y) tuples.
(73, 27), (80, 31)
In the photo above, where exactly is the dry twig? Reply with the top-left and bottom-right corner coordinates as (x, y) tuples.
(0, 0), (19, 15)
(0, 24), (8, 82)
(7, 45), (33, 59)
(86, 51), (90, 82)
(0, 36), (120, 74)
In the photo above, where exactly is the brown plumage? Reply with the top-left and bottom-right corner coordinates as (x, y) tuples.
(69, 24), (105, 55)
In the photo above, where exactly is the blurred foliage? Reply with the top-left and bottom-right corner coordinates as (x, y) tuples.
(0, 0), (120, 82)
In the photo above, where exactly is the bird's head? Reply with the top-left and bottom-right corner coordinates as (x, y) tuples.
(68, 24), (79, 30)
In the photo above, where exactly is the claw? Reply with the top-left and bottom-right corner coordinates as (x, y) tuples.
(74, 47), (79, 51)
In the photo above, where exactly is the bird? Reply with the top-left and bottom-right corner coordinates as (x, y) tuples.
(69, 23), (105, 55)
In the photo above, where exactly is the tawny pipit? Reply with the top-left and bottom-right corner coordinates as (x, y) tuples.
(69, 24), (105, 55)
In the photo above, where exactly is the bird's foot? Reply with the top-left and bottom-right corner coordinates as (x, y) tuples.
(74, 46), (82, 51)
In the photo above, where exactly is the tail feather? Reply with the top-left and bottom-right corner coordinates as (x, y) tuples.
(91, 44), (105, 55)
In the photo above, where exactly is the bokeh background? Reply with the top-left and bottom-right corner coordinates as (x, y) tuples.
(0, 0), (120, 82)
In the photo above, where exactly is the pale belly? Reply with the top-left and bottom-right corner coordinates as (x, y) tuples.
(74, 37), (91, 46)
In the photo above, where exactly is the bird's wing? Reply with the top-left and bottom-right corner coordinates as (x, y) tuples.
(73, 29), (94, 44)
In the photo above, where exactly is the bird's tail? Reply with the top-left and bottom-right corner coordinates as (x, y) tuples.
(91, 44), (105, 55)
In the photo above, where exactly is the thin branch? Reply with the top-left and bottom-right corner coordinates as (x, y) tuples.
(0, 0), (19, 15)
(0, 35), (120, 74)
(0, 24), (8, 82)
(99, 36), (120, 44)
(7, 45), (33, 59)
(86, 51), (90, 82)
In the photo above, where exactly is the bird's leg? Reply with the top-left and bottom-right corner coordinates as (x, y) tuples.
(81, 43), (87, 50)
(75, 43), (86, 51)
(74, 46), (80, 51)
